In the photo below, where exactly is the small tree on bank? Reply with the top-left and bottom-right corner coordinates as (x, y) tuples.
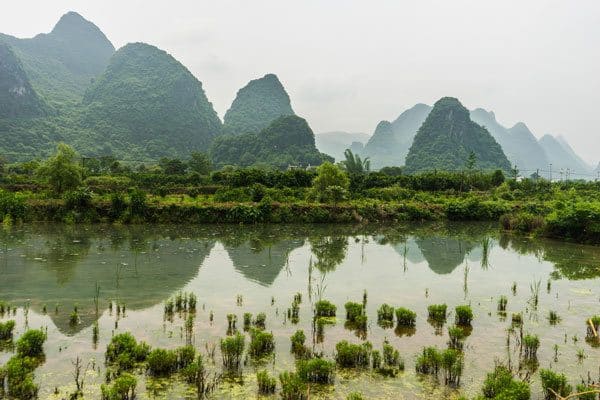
(311, 162), (350, 203)
(36, 143), (82, 194)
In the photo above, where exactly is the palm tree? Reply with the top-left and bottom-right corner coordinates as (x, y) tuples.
(341, 149), (370, 174)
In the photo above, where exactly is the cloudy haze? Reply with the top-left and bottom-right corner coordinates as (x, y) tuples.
(2, 0), (599, 164)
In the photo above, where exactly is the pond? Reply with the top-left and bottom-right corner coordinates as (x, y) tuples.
(0, 222), (599, 399)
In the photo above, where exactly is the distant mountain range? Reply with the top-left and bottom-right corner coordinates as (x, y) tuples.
(353, 103), (593, 177)
(0, 11), (594, 174)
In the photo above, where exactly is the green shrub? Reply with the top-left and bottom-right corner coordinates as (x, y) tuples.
(16, 329), (47, 358)
(335, 340), (372, 368)
(448, 326), (467, 350)
(297, 358), (335, 384)
(220, 332), (245, 370)
(176, 345), (196, 369)
(105, 333), (149, 370)
(128, 189), (147, 216)
(63, 187), (93, 210)
(279, 371), (307, 400)
(415, 346), (441, 375)
(346, 393), (365, 400)
(395, 307), (417, 327)
(522, 334), (540, 359)
(481, 365), (530, 400)
(248, 329), (275, 358)
(2, 355), (39, 399)
(100, 372), (137, 400)
(539, 369), (571, 399)
(291, 330), (309, 357)
(257, 370), (276, 394)
(315, 300), (337, 317)
(147, 348), (178, 376)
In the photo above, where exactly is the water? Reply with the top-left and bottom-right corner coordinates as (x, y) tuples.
(0, 222), (599, 399)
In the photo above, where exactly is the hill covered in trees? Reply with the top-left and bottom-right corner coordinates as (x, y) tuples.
(405, 97), (511, 173)
(211, 115), (332, 168)
(223, 73), (295, 135)
(0, 11), (115, 106)
(79, 42), (222, 158)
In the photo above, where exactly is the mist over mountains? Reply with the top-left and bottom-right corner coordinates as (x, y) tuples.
(0, 11), (594, 176)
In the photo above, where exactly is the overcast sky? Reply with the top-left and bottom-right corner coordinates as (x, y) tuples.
(2, 0), (599, 164)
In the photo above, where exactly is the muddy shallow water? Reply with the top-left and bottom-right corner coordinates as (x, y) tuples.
(0, 222), (599, 399)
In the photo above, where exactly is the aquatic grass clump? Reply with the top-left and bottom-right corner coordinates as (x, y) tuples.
(575, 383), (599, 400)
(481, 365), (530, 400)
(427, 304), (447, 323)
(522, 334), (540, 359)
(540, 369), (572, 399)
(220, 332), (245, 370)
(455, 305), (473, 326)
(0, 300), (8, 315)
(249, 328), (275, 359)
(100, 372), (137, 400)
(181, 355), (221, 397)
(0, 320), (15, 340)
(257, 370), (276, 394)
(69, 307), (79, 326)
(346, 393), (365, 400)
(448, 326), (467, 350)
(345, 302), (364, 322)
(497, 296), (508, 313)
(296, 357), (335, 384)
(290, 330), (310, 358)
(315, 300), (337, 317)
(375, 340), (404, 376)
(335, 340), (372, 368)
(279, 371), (307, 400)
(415, 346), (441, 375)
(395, 307), (417, 327)
(548, 310), (561, 325)
(377, 304), (394, 327)
(288, 299), (300, 324)
(441, 348), (463, 387)
(511, 313), (523, 326)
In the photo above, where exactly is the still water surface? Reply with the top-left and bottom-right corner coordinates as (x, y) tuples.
(0, 223), (599, 399)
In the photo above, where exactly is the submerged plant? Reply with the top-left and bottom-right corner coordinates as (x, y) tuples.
(548, 310), (560, 325)
(441, 348), (463, 387)
(415, 346), (441, 375)
(345, 302), (363, 323)
(480, 364), (530, 400)
(290, 330), (310, 358)
(243, 313), (252, 331)
(254, 312), (267, 329)
(497, 295), (508, 312)
(100, 373), (137, 400)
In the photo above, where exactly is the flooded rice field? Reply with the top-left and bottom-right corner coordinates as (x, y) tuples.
(0, 222), (599, 399)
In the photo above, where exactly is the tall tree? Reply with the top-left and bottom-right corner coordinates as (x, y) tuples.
(36, 143), (82, 194)
(341, 149), (370, 174)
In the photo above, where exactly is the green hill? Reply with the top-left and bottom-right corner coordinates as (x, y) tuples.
(80, 42), (222, 159)
(0, 42), (49, 118)
(0, 11), (115, 106)
(211, 115), (332, 168)
(405, 97), (511, 173)
(223, 73), (295, 135)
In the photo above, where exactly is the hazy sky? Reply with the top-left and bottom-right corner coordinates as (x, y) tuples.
(2, 0), (599, 164)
